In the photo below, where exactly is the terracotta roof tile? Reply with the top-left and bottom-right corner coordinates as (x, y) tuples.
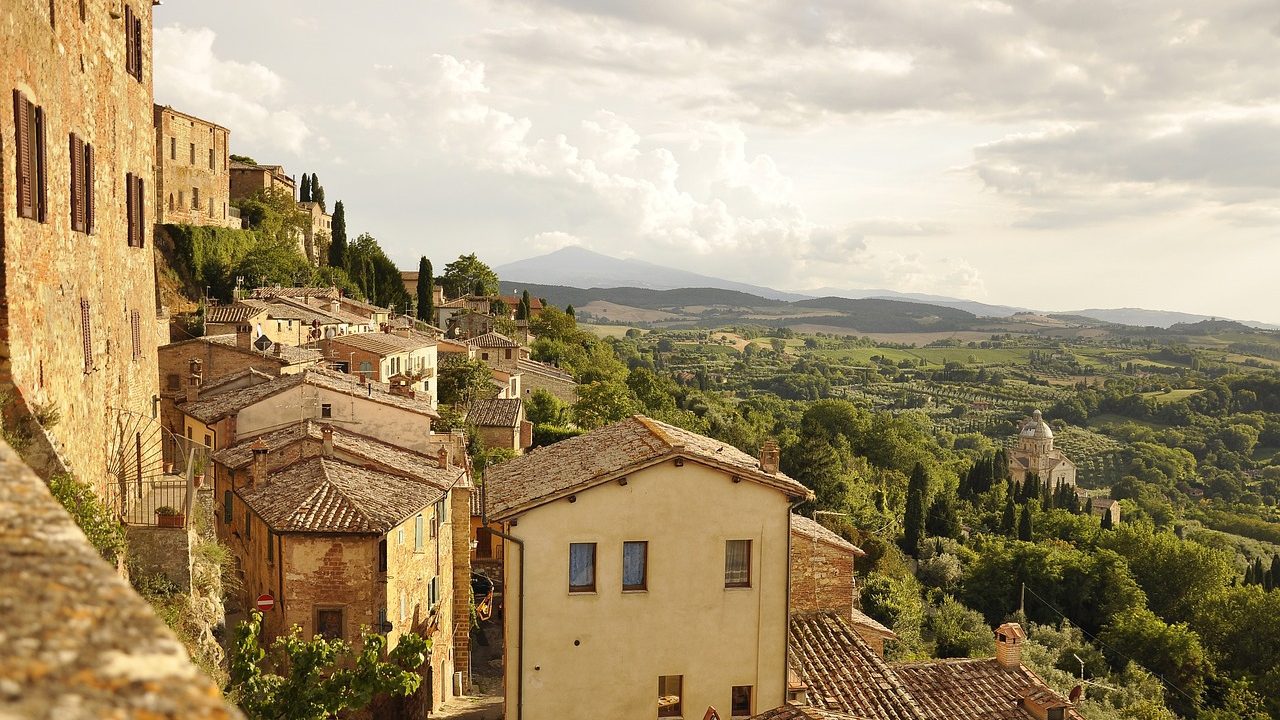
(791, 515), (866, 556)
(517, 358), (576, 384)
(468, 398), (523, 428)
(893, 659), (1084, 720)
(484, 415), (810, 519)
(328, 331), (438, 355)
(250, 286), (339, 300)
(203, 333), (323, 364)
(238, 456), (441, 533)
(205, 303), (266, 324)
(183, 367), (438, 423)
(466, 332), (520, 348)
(789, 612), (926, 720)
(751, 705), (869, 720)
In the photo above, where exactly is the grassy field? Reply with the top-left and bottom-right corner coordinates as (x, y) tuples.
(581, 323), (643, 339)
(1140, 388), (1204, 405)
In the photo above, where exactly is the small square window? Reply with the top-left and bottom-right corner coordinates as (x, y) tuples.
(316, 608), (344, 640)
(321, 403), (332, 418)
(658, 676), (682, 718)
(569, 542), (596, 593)
(623, 541), (647, 591)
(731, 686), (753, 717)
(725, 539), (751, 588)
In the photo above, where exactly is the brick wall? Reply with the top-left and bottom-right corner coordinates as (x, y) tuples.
(153, 106), (235, 228)
(789, 530), (857, 617)
(451, 485), (473, 694)
(1, 0), (161, 497)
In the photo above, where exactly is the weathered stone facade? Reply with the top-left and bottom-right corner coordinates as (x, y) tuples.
(296, 200), (330, 265)
(153, 105), (236, 227)
(229, 159), (294, 200)
(788, 515), (861, 618)
(2, 0), (162, 498)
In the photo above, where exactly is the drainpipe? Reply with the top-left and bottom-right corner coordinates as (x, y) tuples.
(482, 471), (525, 720)
(783, 495), (805, 702)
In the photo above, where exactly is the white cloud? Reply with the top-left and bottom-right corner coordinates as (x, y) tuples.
(154, 25), (314, 155)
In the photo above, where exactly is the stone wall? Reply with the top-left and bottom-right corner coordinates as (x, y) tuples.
(451, 486), (474, 694)
(126, 524), (192, 589)
(154, 106), (236, 228)
(1, 0), (162, 499)
(789, 530), (857, 617)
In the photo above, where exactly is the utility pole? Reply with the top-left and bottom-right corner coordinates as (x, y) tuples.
(1020, 582), (1026, 615)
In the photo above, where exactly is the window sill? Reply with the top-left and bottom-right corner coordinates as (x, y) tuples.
(724, 585), (753, 591)
(621, 588), (648, 594)
(568, 590), (597, 596)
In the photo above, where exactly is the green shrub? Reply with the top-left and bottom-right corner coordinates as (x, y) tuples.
(47, 474), (126, 564)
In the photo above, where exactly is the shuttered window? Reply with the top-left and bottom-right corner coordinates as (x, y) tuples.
(130, 310), (141, 361)
(125, 172), (145, 247)
(13, 90), (47, 222)
(68, 135), (93, 234)
(80, 299), (92, 373)
(124, 5), (142, 81)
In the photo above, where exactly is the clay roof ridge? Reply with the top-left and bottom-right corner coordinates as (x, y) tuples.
(312, 457), (378, 528)
(633, 413), (677, 448)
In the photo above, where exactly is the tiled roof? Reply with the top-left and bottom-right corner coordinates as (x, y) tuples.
(251, 286), (339, 300)
(337, 296), (389, 313)
(329, 331), (436, 355)
(849, 608), (897, 639)
(893, 658), (1083, 720)
(468, 398), (523, 428)
(204, 333), (323, 364)
(276, 296), (369, 326)
(499, 294), (543, 310)
(205, 303), (266, 324)
(792, 515), (866, 556)
(485, 415), (810, 519)
(790, 612), (926, 720)
(238, 456), (441, 533)
(438, 298), (469, 308)
(517, 358), (576, 384)
(200, 367), (277, 394)
(751, 705), (868, 720)
(437, 338), (472, 354)
(183, 367), (438, 423)
(466, 332), (520, 348)
(213, 420), (465, 491)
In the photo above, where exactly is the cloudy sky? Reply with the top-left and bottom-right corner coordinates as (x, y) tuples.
(154, 0), (1280, 321)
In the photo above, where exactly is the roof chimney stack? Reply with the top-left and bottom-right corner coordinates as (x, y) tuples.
(186, 359), (203, 404)
(760, 439), (780, 475)
(249, 438), (269, 489)
(438, 446), (450, 468)
(321, 424), (334, 457)
(995, 622), (1026, 669)
(236, 323), (253, 350)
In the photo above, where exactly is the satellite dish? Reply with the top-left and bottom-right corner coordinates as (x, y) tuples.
(253, 334), (273, 353)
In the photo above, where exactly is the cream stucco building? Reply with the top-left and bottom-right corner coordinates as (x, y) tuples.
(485, 416), (812, 720)
(1008, 409), (1077, 487)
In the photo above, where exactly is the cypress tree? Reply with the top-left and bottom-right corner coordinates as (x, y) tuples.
(1100, 506), (1114, 530)
(1254, 558), (1266, 586)
(1084, 496), (1094, 516)
(416, 257), (433, 323)
(566, 304), (575, 318)
(903, 463), (927, 556)
(1245, 564), (1255, 586)
(299, 173), (312, 202)
(1001, 481), (1017, 536)
(1018, 504), (1034, 542)
(328, 201), (347, 268)
(926, 493), (960, 539)
(1272, 554), (1280, 590)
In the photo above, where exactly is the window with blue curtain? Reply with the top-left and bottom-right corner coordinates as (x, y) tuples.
(569, 542), (596, 592)
(623, 541), (647, 591)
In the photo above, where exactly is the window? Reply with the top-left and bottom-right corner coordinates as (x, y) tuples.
(658, 676), (682, 718)
(415, 514), (424, 551)
(623, 541), (648, 591)
(125, 172), (145, 247)
(169, 136), (175, 160)
(166, 373), (180, 390)
(79, 299), (92, 372)
(124, 4), (142, 81)
(192, 186), (199, 209)
(68, 134), (94, 233)
(428, 576), (439, 609)
(208, 147), (215, 169)
(167, 193), (173, 211)
(321, 403), (332, 418)
(359, 361), (373, 377)
(569, 543), (596, 593)
(223, 490), (233, 523)
(481, 352), (489, 361)
(267, 531), (274, 562)
(316, 609), (344, 640)
(476, 528), (493, 558)
(731, 686), (753, 717)
(725, 539), (751, 588)
(189, 142), (195, 164)
(398, 527), (404, 545)
(378, 538), (388, 572)
(13, 90), (47, 222)
(245, 510), (251, 540)
(130, 310), (141, 361)
(505, 349), (512, 360)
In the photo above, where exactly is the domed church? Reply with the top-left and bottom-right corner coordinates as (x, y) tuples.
(1008, 409), (1077, 487)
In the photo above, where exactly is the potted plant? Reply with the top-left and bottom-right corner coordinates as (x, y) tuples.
(155, 505), (185, 528)
(191, 455), (207, 488)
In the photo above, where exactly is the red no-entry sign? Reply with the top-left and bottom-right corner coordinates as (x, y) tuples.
(256, 593), (275, 612)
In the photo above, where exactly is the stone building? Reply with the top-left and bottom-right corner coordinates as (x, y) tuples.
(447, 309), (495, 339)
(153, 105), (236, 227)
(2, 0), (162, 500)
(468, 331), (527, 373)
(211, 423), (472, 711)
(318, 330), (438, 405)
(229, 158), (294, 200)
(205, 298), (373, 347)
(788, 515), (864, 617)
(485, 416), (812, 720)
(1008, 410), (1077, 487)
(466, 397), (531, 454)
(518, 358), (579, 404)
(295, 200), (330, 265)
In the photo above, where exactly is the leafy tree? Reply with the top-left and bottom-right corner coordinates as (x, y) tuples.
(927, 596), (995, 658)
(783, 436), (848, 513)
(441, 254), (499, 298)
(572, 380), (639, 429)
(1098, 608), (1210, 716)
(299, 173), (312, 202)
(344, 233), (410, 309)
(232, 187), (309, 247)
(1018, 504), (1034, 542)
(416, 257), (434, 323)
(228, 611), (430, 720)
(1001, 481), (1017, 536)
(229, 153), (257, 164)
(903, 463), (927, 556)
(233, 237), (314, 289)
(530, 307), (577, 341)
(524, 388), (566, 425)
(437, 356), (496, 407)
(328, 201), (347, 268)
(566, 304), (575, 318)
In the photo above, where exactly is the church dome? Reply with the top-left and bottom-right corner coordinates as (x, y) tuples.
(1019, 409), (1053, 439)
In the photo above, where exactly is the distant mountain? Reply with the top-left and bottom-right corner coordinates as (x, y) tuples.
(804, 287), (1027, 318)
(1062, 308), (1280, 331)
(495, 246), (810, 302)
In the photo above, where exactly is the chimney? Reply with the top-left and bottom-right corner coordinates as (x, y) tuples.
(185, 359), (202, 404)
(437, 446), (450, 468)
(995, 622), (1026, 669)
(389, 377), (415, 399)
(236, 323), (253, 350)
(249, 438), (269, 489)
(330, 298), (340, 316)
(759, 439), (780, 475)
(321, 423), (334, 457)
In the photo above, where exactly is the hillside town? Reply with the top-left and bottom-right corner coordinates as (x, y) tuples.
(8, 4), (1280, 720)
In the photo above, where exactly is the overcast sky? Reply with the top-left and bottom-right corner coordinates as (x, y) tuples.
(154, 1), (1280, 322)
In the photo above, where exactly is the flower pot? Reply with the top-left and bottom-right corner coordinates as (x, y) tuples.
(163, 462), (174, 474)
(156, 512), (185, 528)
(193, 473), (205, 488)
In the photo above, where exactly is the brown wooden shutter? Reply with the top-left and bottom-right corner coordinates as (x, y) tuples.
(80, 299), (92, 372)
(135, 174), (145, 246)
(125, 172), (135, 247)
(131, 310), (141, 361)
(69, 134), (84, 233)
(13, 90), (32, 220)
(84, 143), (94, 234)
(34, 106), (47, 223)
(133, 16), (143, 80)
(124, 5), (134, 76)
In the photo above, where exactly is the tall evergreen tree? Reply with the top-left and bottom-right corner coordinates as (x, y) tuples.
(566, 304), (575, 318)
(416, 257), (433, 323)
(517, 289), (532, 321)
(1272, 554), (1280, 590)
(1084, 496), (1094, 516)
(1100, 506), (1114, 530)
(1018, 504), (1034, 542)
(1254, 557), (1266, 587)
(903, 463), (928, 556)
(1001, 481), (1017, 536)
(299, 172), (312, 202)
(1245, 564), (1255, 586)
(328, 201), (347, 268)
(925, 493), (960, 539)
(312, 176), (325, 211)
